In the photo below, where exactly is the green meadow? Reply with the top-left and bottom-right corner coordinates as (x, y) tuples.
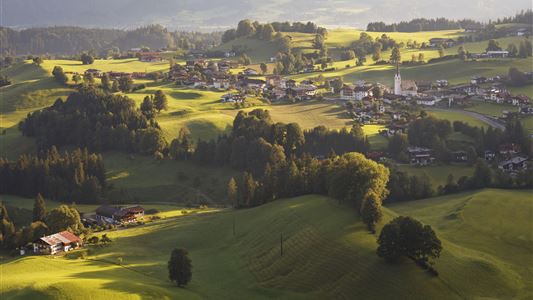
(2, 189), (531, 299)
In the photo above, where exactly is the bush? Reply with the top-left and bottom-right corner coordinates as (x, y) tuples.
(145, 208), (160, 215)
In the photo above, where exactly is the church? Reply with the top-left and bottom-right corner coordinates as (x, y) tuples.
(394, 65), (418, 97)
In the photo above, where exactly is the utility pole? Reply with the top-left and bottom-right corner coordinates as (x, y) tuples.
(233, 216), (235, 236)
(280, 233), (283, 257)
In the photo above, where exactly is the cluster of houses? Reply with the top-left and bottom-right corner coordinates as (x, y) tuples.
(81, 69), (148, 80)
(404, 144), (529, 175)
(23, 205), (146, 256)
(93, 205), (145, 225)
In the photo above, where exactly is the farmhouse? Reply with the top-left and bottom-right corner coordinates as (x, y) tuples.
(241, 78), (266, 89)
(213, 76), (231, 89)
(341, 85), (373, 100)
(452, 151), (468, 163)
(139, 52), (163, 62)
(95, 205), (144, 224)
(288, 84), (318, 99)
(407, 146), (435, 166)
(484, 150), (496, 161)
(33, 231), (82, 255)
(415, 96), (439, 106)
(243, 68), (258, 76)
(486, 51), (509, 58)
(84, 69), (103, 78)
(498, 156), (529, 174)
(428, 38), (455, 47)
(266, 75), (286, 88)
(221, 93), (245, 103)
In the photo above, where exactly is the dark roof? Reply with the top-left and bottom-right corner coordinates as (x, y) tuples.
(95, 205), (121, 218)
(244, 78), (266, 85)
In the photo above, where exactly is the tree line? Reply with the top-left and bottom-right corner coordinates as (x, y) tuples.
(19, 86), (167, 155)
(0, 147), (107, 203)
(228, 152), (389, 232)
(0, 24), (222, 55)
(367, 17), (484, 32)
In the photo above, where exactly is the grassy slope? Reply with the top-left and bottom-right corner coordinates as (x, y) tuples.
(2, 189), (531, 299)
(213, 37), (281, 63)
(0, 62), (73, 159)
(397, 164), (475, 187)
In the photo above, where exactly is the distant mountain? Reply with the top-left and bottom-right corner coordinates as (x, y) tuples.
(2, 0), (531, 31)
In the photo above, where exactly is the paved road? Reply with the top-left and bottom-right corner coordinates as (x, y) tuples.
(428, 108), (506, 130)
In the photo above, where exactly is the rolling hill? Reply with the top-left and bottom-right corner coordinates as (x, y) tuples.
(1, 189), (531, 299)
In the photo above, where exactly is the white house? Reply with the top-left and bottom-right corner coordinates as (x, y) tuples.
(487, 51), (509, 58)
(33, 231), (82, 255)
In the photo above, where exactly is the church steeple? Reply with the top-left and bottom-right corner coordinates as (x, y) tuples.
(394, 62), (402, 95)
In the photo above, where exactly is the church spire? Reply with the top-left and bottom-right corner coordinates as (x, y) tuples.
(396, 60), (400, 76)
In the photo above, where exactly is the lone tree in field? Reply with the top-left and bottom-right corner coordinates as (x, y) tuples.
(389, 46), (401, 66)
(360, 192), (382, 233)
(227, 177), (238, 207)
(52, 66), (68, 85)
(260, 63), (268, 74)
(118, 76), (133, 92)
(140, 95), (155, 118)
(32, 56), (43, 65)
(153, 90), (168, 112)
(168, 248), (192, 287)
(377, 216), (442, 266)
(80, 52), (94, 65)
(32, 193), (47, 222)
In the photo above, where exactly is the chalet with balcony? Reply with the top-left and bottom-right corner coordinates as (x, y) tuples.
(33, 231), (82, 255)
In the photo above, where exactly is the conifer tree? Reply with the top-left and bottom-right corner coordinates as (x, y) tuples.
(33, 193), (47, 222)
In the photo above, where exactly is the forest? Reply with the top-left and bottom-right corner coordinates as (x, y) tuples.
(0, 25), (222, 55)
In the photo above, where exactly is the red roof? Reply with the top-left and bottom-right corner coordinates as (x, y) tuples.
(40, 231), (81, 246)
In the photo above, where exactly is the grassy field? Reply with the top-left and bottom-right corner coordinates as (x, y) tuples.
(465, 102), (518, 118)
(398, 164), (475, 187)
(521, 115), (533, 134)
(103, 152), (236, 204)
(2, 189), (531, 299)
(41, 58), (171, 75)
(428, 110), (489, 128)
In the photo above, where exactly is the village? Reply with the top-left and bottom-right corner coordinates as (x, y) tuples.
(64, 44), (533, 181)
(13, 32), (532, 259)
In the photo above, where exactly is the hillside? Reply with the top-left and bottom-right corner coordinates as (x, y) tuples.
(2, 189), (531, 299)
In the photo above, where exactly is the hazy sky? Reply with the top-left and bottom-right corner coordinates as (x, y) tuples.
(1, 0), (531, 30)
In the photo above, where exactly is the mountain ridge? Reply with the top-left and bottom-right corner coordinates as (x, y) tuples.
(2, 0), (531, 31)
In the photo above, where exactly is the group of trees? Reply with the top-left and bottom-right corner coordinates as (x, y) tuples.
(407, 116), (452, 148)
(508, 67), (532, 86)
(222, 20), (326, 43)
(1, 196), (85, 250)
(0, 25), (222, 56)
(52, 66), (69, 85)
(185, 109), (369, 176)
(80, 52), (94, 65)
(19, 86), (167, 154)
(0, 147), (106, 203)
(343, 33), (398, 64)
(140, 90), (168, 118)
(367, 18), (483, 32)
(493, 9), (533, 25)
(228, 152), (389, 231)
(377, 216), (442, 271)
